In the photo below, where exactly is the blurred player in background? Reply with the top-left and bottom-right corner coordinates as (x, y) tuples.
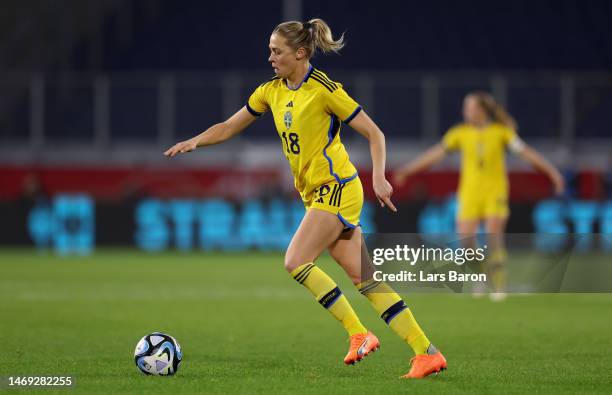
(164, 19), (446, 378)
(394, 92), (565, 300)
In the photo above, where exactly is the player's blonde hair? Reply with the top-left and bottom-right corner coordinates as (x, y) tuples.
(467, 91), (518, 130)
(273, 18), (344, 58)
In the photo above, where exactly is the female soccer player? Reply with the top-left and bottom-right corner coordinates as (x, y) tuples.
(164, 19), (446, 378)
(394, 92), (565, 299)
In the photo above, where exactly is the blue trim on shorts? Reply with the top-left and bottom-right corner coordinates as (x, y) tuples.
(337, 212), (357, 229)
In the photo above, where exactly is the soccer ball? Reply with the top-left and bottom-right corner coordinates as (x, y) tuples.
(134, 332), (182, 376)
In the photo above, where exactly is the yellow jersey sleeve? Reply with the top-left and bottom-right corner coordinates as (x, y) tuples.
(501, 126), (517, 144)
(246, 83), (270, 117)
(442, 126), (462, 151)
(501, 125), (525, 153)
(325, 86), (362, 123)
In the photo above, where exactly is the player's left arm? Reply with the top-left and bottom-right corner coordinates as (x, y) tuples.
(348, 110), (397, 212)
(509, 138), (565, 195)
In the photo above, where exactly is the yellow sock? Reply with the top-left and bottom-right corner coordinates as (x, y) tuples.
(291, 263), (367, 336)
(358, 279), (431, 355)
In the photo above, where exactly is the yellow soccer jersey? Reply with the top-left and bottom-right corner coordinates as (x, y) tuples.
(442, 122), (522, 199)
(246, 65), (362, 202)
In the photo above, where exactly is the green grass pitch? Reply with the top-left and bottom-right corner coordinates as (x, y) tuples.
(1, 249), (611, 394)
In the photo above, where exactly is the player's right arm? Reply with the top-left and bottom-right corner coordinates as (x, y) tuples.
(393, 126), (460, 185)
(393, 144), (448, 185)
(165, 81), (269, 157)
(393, 144), (448, 186)
(163, 106), (257, 157)
(503, 129), (565, 195)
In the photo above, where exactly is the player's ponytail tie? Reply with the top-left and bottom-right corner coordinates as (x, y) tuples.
(302, 21), (312, 31)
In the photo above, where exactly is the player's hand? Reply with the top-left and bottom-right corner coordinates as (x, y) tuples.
(164, 139), (198, 157)
(373, 175), (397, 212)
(552, 173), (565, 196)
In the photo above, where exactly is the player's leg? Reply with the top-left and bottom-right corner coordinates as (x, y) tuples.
(328, 227), (432, 354)
(324, 227), (380, 365)
(456, 196), (482, 266)
(456, 192), (481, 243)
(328, 227), (447, 377)
(457, 218), (488, 295)
(484, 216), (507, 250)
(485, 215), (509, 300)
(285, 208), (369, 352)
(457, 217), (480, 246)
(457, 193), (487, 295)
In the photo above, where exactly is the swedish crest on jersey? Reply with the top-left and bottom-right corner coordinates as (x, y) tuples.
(284, 111), (292, 129)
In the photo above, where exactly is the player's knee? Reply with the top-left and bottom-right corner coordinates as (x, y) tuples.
(348, 273), (362, 286)
(284, 253), (305, 273)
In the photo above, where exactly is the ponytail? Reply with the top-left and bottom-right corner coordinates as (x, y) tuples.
(468, 91), (518, 130)
(273, 18), (344, 58)
(308, 18), (344, 54)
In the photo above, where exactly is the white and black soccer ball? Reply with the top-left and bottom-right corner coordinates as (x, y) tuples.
(134, 332), (182, 376)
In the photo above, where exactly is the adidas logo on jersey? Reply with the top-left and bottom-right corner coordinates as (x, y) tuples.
(286, 101), (294, 107)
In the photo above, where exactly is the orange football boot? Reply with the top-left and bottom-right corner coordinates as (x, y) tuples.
(344, 331), (380, 365)
(401, 351), (447, 378)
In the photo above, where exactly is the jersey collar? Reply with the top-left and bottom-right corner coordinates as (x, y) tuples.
(285, 64), (314, 91)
